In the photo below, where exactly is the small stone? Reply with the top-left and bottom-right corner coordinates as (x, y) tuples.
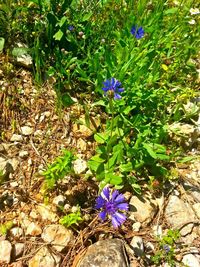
(10, 181), (19, 188)
(21, 126), (33, 136)
(8, 158), (19, 171)
(41, 224), (74, 252)
(145, 242), (155, 253)
(10, 227), (23, 239)
(77, 239), (129, 267)
(64, 204), (71, 212)
(130, 236), (144, 257)
(129, 195), (158, 226)
(26, 222), (42, 236)
(28, 246), (61, 267)
(29, 210), (39, 219)
(165, 195), (197, 237)
(182, 254), (200, 267)
(77, 138), (87, 151)
(19, 151), (29, 159)
(0, 240), (12, 263)
(52, 195), (66, 207)
(10, 134), (23, 142)
(152, 225), (162, 237)
(73, 158), (87, 174)
(34, 130), (43, 137)
(37, 204), (58, 222)
(13, 243), (25, 258)
(132, 222), (141, 232)
(0, 157), (14, 180)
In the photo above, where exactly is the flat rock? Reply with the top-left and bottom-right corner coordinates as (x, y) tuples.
(21, 126), (33, 136)
(193, 203), (200, 219)
(41, 224), (74, 252)
(129, 194), (158, 226)
(130, 236), (144, 257)
(28, 246), (61, 267)
(0, 240), (12, 263)
(19, 150), (29, 159)
(37, 204), (58, 222)
(77, 239), (129, 267)
(73, 158), (87, 174)
(52, 195), (66, 207)
(182, 254), (200, 267)
(26, 222), (42, 236)
(13, 243), (25, 258)
(0, 157), (14, 180)
(10, 134), (23, 142)
(165, 195), (197, 236)
(10, 227), (24, 238)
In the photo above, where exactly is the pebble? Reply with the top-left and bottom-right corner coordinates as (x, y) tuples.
(41, 224), (74, 252)
(37, 204), (58, 222)
(21, 126), (33, 136)
(73, 158), (87, 174)
(52, 195), (66, 207)
(129, 195), (158, 226)
(19, 150), (29, 159)
(10, 134), (23, 142)
(13, 243), (25, 258)
(26, 222), (42, 236)
(130, 236), (144, 257)
(0, 240), (12, 263)
(10, 227), (23, 239)
(182, 254), (200, 267)
(28, 246), (61, 267)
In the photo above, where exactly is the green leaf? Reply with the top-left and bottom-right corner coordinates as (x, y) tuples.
(82, 12), (93, 21)
(143, 143), (157, 159)
(94, 132), (108, 144)
(61, 93), (75, 107)
(0, 37), (5, 52)
(177, 156), (197, 163)
(57, 16), (67, 27)
(89, 155), (105, 163)
(105, 173), (123, 185)
(119, 162), (133, 172)
(12, 47), (29, 57)
(53, 29), (63, 41)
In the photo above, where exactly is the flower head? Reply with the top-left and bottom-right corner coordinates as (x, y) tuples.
(68, 25), (74, 31)
(102, 78), (124, 100)
(163, 244), (170, 253)
(95, 186), (129, 228)
(190, 8), (200, 15)
(131, 26), (144, 39)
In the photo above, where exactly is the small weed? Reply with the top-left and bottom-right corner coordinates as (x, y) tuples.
(42, 149), (74, 190)
(151, 229), (180, 266)
(0, 221), (13, 235)
(59, 209), (83, 228)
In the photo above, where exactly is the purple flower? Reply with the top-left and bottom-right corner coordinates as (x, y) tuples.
(163, 244), (170, 253)
(68, 25), (74, 31)
(95, 186), (129, 228)
(102, 78), (124, 100)
(131, 26), (144, 39)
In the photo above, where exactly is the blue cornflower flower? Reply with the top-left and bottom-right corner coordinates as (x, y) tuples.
(102, 78), (124, 100)
(95, 186), (129, 228)
(131, 25), (144, 39)
(163, 244), (170, 253)
(68, 25), (74, 31)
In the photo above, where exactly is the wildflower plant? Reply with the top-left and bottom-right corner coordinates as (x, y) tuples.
(95, 186), (128, 228)
(130, 25), (144, 39)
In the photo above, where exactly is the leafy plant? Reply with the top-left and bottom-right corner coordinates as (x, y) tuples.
(59, 209), (83, 228)
(151, 229), (180, 266)
(42, 149), (74, 189)
(0, 221), (13, 235)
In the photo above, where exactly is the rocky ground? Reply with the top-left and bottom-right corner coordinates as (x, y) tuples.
(0, 57), (200, 267)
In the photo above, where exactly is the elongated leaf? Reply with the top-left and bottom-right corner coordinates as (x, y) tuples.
(53, 29), (63, 41)
(143, 143), (157, 159)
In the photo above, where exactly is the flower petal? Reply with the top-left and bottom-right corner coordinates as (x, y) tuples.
(114, 93), (121, 100)
(99, 210), (107, 221)
(95, 195), (106, 209)
(111, 190), (119, 201)
(111, 215), (121, 228)
(113, 211), (127, 225)
(116, 202), (129, 211)
(101, 186), (110, 201)
(114, 193), (126, 203)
